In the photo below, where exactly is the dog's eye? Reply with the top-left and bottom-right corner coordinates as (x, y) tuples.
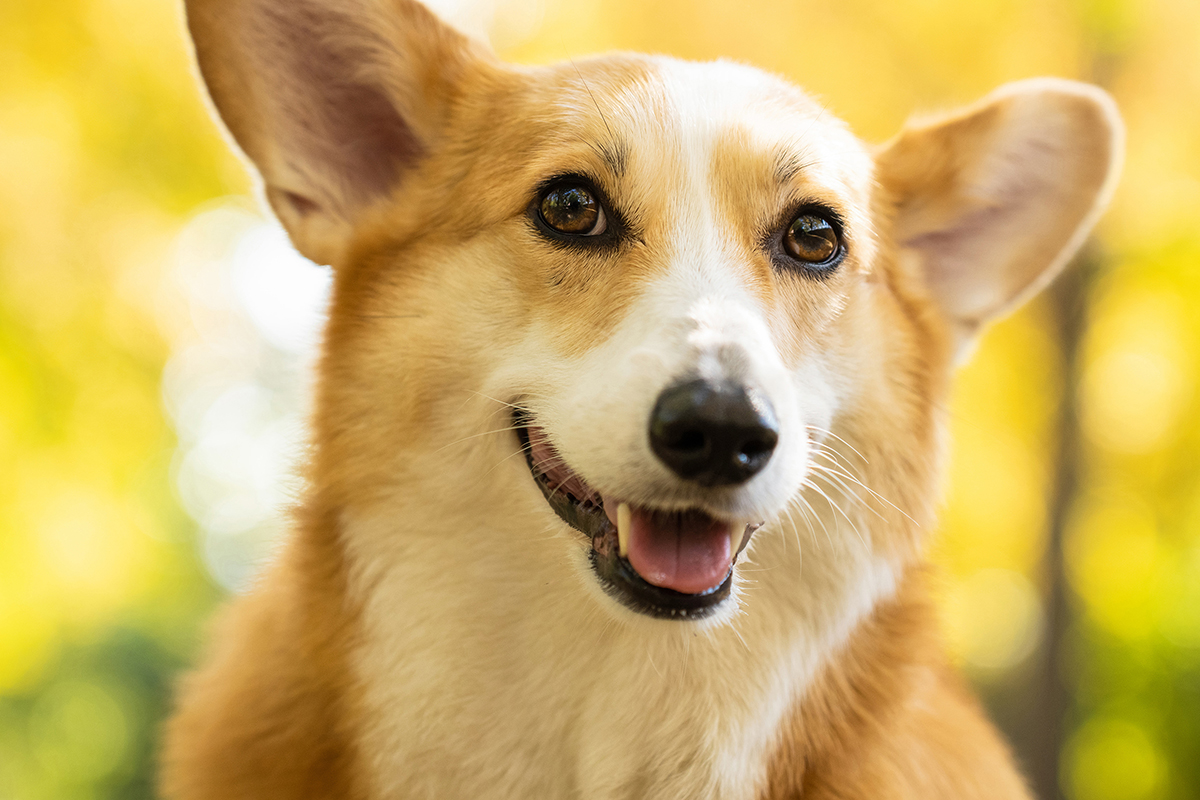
(783, 213), (840, 267)
(538, 184), (607, 236)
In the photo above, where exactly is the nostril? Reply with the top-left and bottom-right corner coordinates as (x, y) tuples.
(649, 379), (779, 487)
(670, 429), (708, 454)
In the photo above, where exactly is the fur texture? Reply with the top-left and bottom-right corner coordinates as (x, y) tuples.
(162, 1), (1123, 797)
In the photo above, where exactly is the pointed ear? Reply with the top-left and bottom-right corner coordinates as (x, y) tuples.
(185, 0), (493, 265)
(876, 78), (1123, 353)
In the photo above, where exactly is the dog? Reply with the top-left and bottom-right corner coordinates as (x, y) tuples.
(161, 0), (1123, 796)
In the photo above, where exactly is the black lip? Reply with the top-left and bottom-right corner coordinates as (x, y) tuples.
(590, 549), (733, 620)
(517, 421), (743, 620)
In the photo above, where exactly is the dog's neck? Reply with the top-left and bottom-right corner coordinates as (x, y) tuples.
(339, 461), (903, 800)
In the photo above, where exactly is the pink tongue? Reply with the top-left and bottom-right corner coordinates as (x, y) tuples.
(605, 501), (732, 595)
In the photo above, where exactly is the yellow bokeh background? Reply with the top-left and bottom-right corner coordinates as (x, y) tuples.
(2, 0), (1198, 797)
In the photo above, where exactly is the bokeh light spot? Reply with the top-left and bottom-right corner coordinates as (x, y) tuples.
(28, 680), (130, 785)
(1063, 717), (1163, 800)
(1065, 493), (1161, 641)
(943, 568), (1044, 673)
(163, 205), (326, 592)
(1081, 288), (1194, 454)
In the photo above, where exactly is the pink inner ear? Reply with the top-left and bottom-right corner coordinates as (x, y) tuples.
(902, 136), (1072, 323)
(258, 2), (424, 209)
(905, 204), (1018, 321)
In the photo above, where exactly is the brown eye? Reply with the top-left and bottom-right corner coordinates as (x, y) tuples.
(538, 184), (606, 236)
(783, 213), (840, 266)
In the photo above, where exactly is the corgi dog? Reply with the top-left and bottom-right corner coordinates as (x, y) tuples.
(161, 0), (1123, 797)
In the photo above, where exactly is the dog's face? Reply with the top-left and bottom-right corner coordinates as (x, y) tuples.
(445, 59), (881, 618)
(188, 0), (1121, 623)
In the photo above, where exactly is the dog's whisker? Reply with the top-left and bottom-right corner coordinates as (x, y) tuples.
(806, 443), (892, 506)
(803, 478), (868, 552)
(478, 441), (539, 480)
(808, 466), (888, 523)
(792, 502), (818, 548)
(807, 460), (872, 503)
(809, 447), (864, 487)
(807, 460), (917, 526)
(808, 443), (866, 479)
(469, 389), (553, 408)
(781, 506), (805, 569)
(645, 648), (664, 680)
(808, 447), (856, 476)
(793, 491), (832, 550)
(570, 59), (617, 147)
(729, 623), (752, 656)
(463, 389), (555, 418)
(805, 424), (870, 465)
(527, 522), (567, 542)
(737, 563), (783, 574)
(432, 425), (525, 454)
(467, 390), (523, 409)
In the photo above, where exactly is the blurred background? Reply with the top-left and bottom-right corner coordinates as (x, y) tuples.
(1, 0), (1197, 797)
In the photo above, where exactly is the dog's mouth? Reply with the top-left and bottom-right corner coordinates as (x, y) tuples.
(518, 421), (760, 620)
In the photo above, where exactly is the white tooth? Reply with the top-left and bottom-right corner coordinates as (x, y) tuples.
(729, 524), (746, 556)
(617, 503), (632, 558)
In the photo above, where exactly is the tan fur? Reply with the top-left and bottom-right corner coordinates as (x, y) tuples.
(162, 503), (370, 799)
(163, 1), (1122, 797)
(761, 572), (1031, 799)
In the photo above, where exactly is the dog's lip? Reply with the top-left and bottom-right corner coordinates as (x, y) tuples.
(516, 419), (761, 619)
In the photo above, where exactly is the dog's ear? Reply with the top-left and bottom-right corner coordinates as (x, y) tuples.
(876, 78), (1123, 355)
(185, 0), (491, 265)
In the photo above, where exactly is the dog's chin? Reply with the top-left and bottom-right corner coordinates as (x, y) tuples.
(516, 422), (762, 621)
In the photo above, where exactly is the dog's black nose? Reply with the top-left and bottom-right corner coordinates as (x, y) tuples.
(649, 379), (779, 487)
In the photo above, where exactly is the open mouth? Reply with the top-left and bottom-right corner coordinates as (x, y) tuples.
(517, 419), (760, 619)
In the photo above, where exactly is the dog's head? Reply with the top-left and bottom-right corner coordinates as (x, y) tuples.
(187, 0), (1121, 622)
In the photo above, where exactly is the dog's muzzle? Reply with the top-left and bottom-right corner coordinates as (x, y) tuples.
(517, 379), (773, 619)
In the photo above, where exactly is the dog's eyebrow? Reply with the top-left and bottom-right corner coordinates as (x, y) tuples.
(589, 140), (630, 179)
(773, 150), (816, 185)
(570, 62), (628, 180)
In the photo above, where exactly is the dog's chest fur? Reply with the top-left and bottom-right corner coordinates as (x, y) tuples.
(346, 490), (897, 799)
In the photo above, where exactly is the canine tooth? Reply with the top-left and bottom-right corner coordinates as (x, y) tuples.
(729, 524), (746, 556)
(617, 502), (632, 558)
